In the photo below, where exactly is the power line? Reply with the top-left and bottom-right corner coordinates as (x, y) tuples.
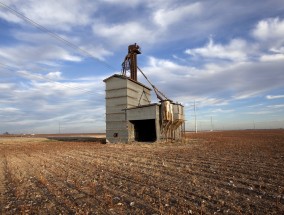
(0, 1), (116, 72)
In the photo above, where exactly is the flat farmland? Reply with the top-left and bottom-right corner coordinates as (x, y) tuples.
(0, 130), (283, 214)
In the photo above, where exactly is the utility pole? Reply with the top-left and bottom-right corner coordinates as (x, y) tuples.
(211, 116), (214, 131)
(194, 100), (197, 133)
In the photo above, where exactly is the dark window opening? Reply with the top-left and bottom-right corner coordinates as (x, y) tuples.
(130, 119), (156, 142)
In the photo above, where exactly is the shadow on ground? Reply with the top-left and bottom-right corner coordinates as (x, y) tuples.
(47, 136), (107, 144)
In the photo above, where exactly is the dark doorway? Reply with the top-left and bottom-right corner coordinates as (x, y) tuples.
(130, 119), (156, 142)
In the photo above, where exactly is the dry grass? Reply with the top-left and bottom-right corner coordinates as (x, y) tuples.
(0, 130), (283, 214)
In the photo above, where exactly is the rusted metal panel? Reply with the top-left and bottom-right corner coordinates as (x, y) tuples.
(122, 43), (141, 81)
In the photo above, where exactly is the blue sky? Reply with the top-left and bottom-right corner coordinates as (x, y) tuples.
(0, 0), (284, 133)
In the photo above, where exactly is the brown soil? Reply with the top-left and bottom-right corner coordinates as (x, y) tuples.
(0, 130), (283, 214)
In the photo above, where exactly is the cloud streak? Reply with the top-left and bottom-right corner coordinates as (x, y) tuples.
(266, 95), (284, 100)
(0, 0), (284, 133)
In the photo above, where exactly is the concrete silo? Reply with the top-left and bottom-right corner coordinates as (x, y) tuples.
(104, 44), (185, 143)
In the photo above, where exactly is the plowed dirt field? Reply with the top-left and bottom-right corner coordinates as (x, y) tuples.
(0, 130), (283, 214)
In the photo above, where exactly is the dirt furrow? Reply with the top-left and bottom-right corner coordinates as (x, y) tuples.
(49, 151), (238, 213)
(0, 156), (6, 214)
(0, 130), (283, 214)
(27, 153), (160, 214)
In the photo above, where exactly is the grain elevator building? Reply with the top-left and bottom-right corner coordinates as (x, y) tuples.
(104, 44), (184, 143)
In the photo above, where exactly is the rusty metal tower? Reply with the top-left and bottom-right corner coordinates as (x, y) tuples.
(122, 43), (141, 81)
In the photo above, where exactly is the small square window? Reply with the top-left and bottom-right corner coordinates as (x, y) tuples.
(113, 133), (118, 137)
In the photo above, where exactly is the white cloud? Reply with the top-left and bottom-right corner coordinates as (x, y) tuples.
(252, 18), (284, 61)
(0, 107), (20, 113)
(1, 1), (284, 132)
(153, 2), (202, 28)
(232, 92), (262, 100)
(148, 56), (186, 70)
(93, 21), (156, 46)
(13, 31), (81, 46)
(212, 108), (235, 113)
(247, 103), (264, 108)
(172, 54), (186, 62)
(142, 57), (196, 83)
(15, 70), (98, 97)
(267, 104), (284, 109)
(17, 70), (44, 81)
(192, 97), (229, 107)
(0, 69), (105, 133)
(0, 83), (15, 90)
(141, 54), (284, 105)
(79, 45), (113, 61)
(60, 53), (82, 62)
(0, 0), (96, 30)
(0, 8), (22, 23)
(260, 53), (284, 62)
(0, 45), (82, 65)
(45, 71), (62, 80)
(10, 31), (113, 62)
(252, 17), (284, 41)
(270, 47), (284, 54)
(266, 95), (284, 100)
(245, 111), (272, 115)
(58, 51), (82, 62)
(100, 0), (142, 7)
(252, 17), (284, 55)
(185, 37), (248, 61)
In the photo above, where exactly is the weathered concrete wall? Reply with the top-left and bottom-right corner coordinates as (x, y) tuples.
(105, 76), (128, 142)
(104, 75), (185, 143)
(104, 75), (152, 143)
(127, 80), (151, 107)
(126, 105), (158, 121)
(126, 105), (160, 142)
